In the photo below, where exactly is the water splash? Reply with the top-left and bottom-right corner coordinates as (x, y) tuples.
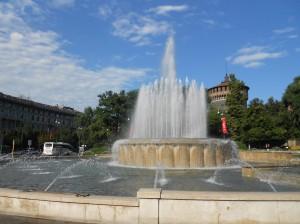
(229, 158), (277, 192)
(100, 177), (120, 183)
(154, 164), (168, 188)
(32, 172), (52, 175)
(129, 36), (207, 139)
(44, 159), (86, 191)
(205, 175), (224, 186)
(44, 158), (115, 191)
(204, 141), (277, 192)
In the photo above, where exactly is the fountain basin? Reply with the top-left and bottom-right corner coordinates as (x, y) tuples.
(114, 138), (234, 168)
(1, 188), (300, 224)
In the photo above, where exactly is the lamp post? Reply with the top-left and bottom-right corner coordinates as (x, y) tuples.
(0, 130), (3, 155)
(77, 127), (84, 156)
(77, 127), (82, 148)
(55, 119), (61, 142)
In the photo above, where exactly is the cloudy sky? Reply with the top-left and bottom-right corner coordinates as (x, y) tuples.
(0, 0), (299, 110)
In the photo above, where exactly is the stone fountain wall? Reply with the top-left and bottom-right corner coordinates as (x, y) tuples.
(116, 139), (233, 168)
(1, 188), (300, 224)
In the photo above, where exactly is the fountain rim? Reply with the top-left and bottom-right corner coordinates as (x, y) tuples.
(114, 138), (231, 145)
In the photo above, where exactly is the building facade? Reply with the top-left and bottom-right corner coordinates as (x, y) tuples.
(207, 74), (249, 111)
(0, 92), (78, 150)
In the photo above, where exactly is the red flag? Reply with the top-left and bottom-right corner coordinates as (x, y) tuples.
(221, 116), (228, 135)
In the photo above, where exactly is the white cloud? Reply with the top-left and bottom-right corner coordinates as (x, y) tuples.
(98, 5), (112, 19)
(112, 13), (172, 46)
(273, 27), (295, 34)
(146, 51), (156, 56)
(232, 52), (284, 65)
(237, 46), (266, 54)
(288, 34), (298, 39)
(201, 19), (216, 26)
(0, 1), (149, 110)
(49, 0), (75, 8)
(14, 0), (42, 15)
(244, 61), (263, 68)
(227, 45), (285, 68)
(149, 5), (189, 16)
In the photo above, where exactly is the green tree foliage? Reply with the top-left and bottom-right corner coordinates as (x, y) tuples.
(225, 74), (247, 141)
(76, 90), (138, 147)
(242, 98), (287, 148)
(97, 90), (137, 140)
(282, 76), (300, 138)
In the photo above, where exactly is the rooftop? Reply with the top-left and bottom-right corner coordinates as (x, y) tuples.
(0, 92), (78, 115)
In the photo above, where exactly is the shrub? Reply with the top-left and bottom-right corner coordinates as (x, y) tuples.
(83, 145), (110, 155)
(236, 141), (247, 150)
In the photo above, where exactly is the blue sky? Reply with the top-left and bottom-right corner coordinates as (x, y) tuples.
(0, 0), (299, 110)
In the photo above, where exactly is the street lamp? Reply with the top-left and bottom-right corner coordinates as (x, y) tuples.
(77, 127), (82, 147)
(55, 119), (61, 142)
(0, 130), (3, 155)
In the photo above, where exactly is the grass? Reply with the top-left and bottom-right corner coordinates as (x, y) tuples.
(83, 146), (110, 156)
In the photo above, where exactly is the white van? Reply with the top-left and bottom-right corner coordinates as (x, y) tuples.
(42, 142), (74, 156)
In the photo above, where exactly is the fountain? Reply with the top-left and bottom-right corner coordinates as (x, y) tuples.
(0, 36), (299, 224)
(112, 36), (236, 168)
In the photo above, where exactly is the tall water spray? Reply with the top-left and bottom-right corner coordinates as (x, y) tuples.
(129, 36), (207, 138)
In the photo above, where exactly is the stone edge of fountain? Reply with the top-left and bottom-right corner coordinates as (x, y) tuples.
(0, 187), (300, 223)
(113, 138), (236, 169)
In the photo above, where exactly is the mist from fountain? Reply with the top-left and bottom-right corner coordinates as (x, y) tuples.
(153, 164), (168, 188)
(129, 36), (207, 139)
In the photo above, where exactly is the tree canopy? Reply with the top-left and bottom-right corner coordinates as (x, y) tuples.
(76, 90), (138, 147)
(282, 76), (300, 138)
(225, 74), (248, 141)
(215, 74), (293, 149)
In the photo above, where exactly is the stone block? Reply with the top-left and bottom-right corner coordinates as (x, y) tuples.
(139, 199), (159, 224)
(137, 188), (161, 199)
(204, 147), (216, 167)
(216, 146), (225, 166)
(145, 145), (157, 167)
(174, 145), (190, 168)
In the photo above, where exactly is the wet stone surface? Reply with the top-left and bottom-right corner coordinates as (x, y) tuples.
(0, 156), (299, 196)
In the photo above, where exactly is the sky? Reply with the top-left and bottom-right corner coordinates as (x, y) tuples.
(0, 0), (299, 111)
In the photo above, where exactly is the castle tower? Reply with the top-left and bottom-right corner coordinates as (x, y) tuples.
(207, 74), (249, 111)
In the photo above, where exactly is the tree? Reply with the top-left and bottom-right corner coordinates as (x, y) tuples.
(75, 90), (138, 147)
(242, 98), (287, 148)
(97, 90), (138, 142)
(282, 76), (300, 138)
(265, 97), (288, 144)
(225, 74), (248, 141)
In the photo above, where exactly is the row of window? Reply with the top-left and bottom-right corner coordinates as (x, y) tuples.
(209, 86), (229, 93)
(0, 101), (74, 127)
(0, 119), (57, 131)
(210, 94), (228, 101)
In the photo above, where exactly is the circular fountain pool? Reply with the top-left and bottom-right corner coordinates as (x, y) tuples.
(0, 156), (300, 197)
